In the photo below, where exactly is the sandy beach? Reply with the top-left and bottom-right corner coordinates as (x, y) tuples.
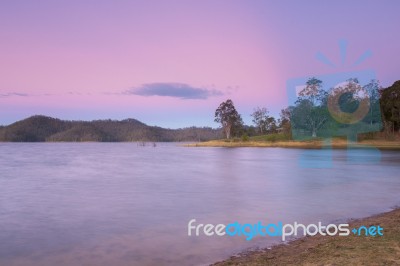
(186, 139), (400, 150)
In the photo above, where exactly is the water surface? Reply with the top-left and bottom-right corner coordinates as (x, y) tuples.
(0, 143), (399, 265)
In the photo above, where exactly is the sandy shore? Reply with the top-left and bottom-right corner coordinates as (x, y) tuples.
(186, 139), (400, 150)
(212, 208), (400, 265)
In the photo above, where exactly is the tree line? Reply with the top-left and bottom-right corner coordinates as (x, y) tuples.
(214, 79), (400, 140)
(214, 99), (289, 139)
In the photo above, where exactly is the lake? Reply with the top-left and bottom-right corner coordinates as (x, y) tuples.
(0, 143), (399, 265)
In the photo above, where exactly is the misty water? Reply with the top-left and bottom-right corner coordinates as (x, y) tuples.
(0, 143), (400, 265)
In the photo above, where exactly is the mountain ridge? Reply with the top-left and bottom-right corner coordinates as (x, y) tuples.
(0, 115), (222, 142)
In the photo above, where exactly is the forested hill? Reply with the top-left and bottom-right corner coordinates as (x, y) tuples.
(0, 115), (222, 142)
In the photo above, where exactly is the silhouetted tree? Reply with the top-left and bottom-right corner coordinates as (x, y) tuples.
(291, 77), (328, 137)
(278, 107), (291, 137)
(251, 107), (269, 134)
(266, 117), (278, 133)
(214, 99), (243, 139)
(380, 80), (400, 133)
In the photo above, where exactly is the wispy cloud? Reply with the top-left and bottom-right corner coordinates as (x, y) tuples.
(0, 92), (57, 98)
(0, 92), (29, 98)
(124, 83), (224, 99)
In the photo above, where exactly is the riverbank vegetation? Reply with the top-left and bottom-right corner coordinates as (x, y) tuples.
(210, 79), (400, 146)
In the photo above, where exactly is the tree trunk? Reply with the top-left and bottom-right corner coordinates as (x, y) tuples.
(225, 125), (231, 139)
(312, 129), (316, 138)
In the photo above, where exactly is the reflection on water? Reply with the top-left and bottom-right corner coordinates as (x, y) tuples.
(0, 143), (399, 265)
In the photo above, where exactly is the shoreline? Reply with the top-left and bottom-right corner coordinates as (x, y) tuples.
(186, 139), (400, 150)
(212, 208), (400, 265)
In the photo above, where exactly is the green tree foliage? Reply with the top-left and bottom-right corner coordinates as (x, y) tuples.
(329, 79), (382, 137)
(290, 78), (385, 140)
(214, 99), (243, 139)
(241, 125), (257, 137)
(363, 79), (381, 126)
(291, 77), (329, 138)
(380, 80), (400, 133)
(278, 107), (292, 137)
(266, 117), (278, 133)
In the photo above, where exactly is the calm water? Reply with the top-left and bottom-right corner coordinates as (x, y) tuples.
(0, 143), (399, 265)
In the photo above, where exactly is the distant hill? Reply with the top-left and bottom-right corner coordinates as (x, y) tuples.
(0, 115), (222, 142)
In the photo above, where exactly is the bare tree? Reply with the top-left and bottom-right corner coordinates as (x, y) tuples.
(251, 107), (269, 134)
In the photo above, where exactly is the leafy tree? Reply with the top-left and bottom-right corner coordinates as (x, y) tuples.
(266, 117), (277, 133)
(251, 107), (269, 134)
(214, 99), (243, 139)
(292, 77), (328, 138)
(241, 125), (257, 137)
(380, 80), (400, 133)
(230, 118), (244, 138)
(278, 107), (291, 136)
(363, 79), (381, 126)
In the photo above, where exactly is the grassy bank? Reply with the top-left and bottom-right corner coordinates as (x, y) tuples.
(213, 208), (400, 265)
(186, 134), (400, 150)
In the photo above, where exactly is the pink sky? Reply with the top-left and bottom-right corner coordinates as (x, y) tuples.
(1, 0), (399, 127)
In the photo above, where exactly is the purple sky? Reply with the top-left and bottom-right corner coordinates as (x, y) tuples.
(1, 0), (399, 128)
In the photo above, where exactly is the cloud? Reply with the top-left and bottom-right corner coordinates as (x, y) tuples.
(125, 83), (224, 99)
(0, 92), (56, 98)
(0, 92), (29, 98)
